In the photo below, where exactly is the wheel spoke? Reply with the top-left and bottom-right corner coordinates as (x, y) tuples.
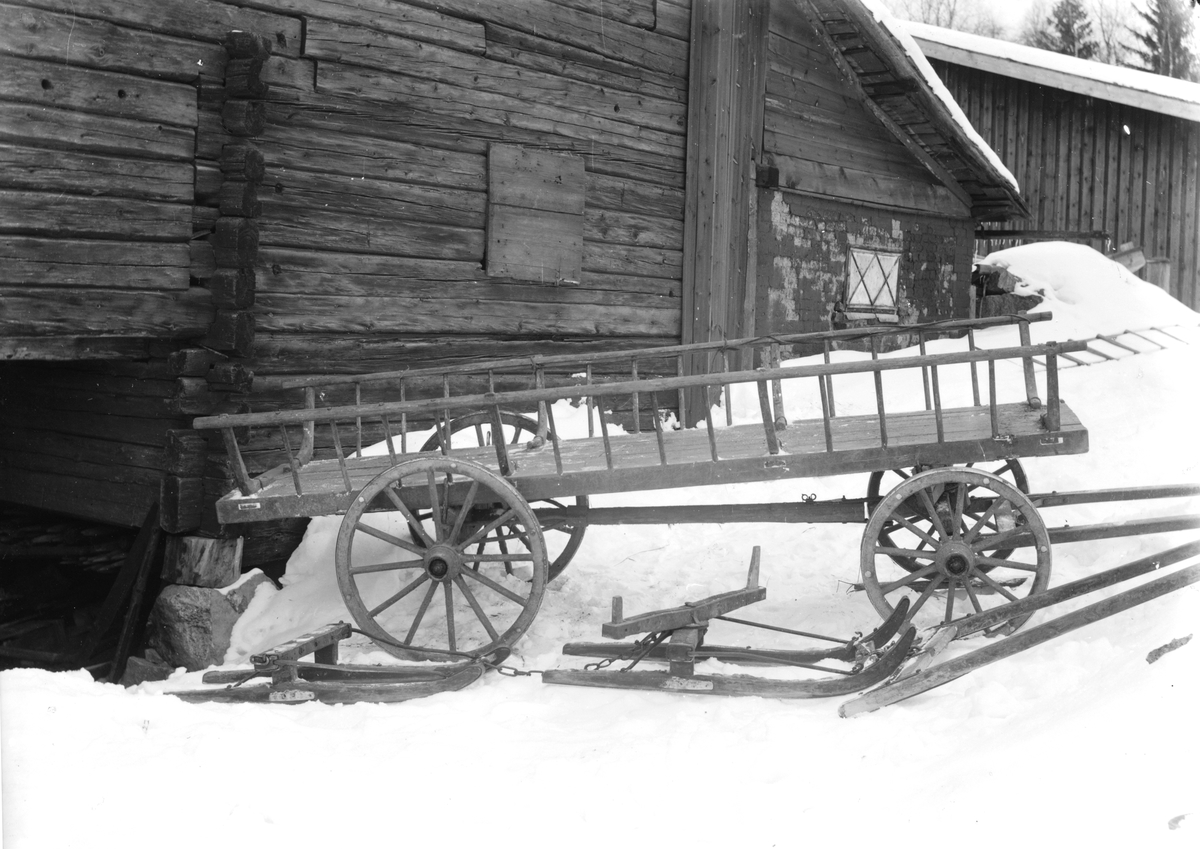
(447, 480), (481, 544)
(878, 563), (939, 594)
(349, 560), (424, 576)
(964, 579), (984, 613)
(907, 574), (945, 619)
(354, 521), (426, 556)
(368, 573), (430, 618)
(458, 508), (518, 551)
(917, 488), (949, 539)
(882, 512), (940, 548)
(975, 556), (1040, 572)
(453, 574), (500, 641)
(944, 577), (957, 624)
(963, 496), (1004, 544)
(975, 569), (1021, 603)
(474, 422), (486, 446)
(383, 486), (434, 548)
(460, 566), (528, 605)
(443, 582), (456, 652)
(972, 527), (1025, 552)
(404, 580), (438, 644)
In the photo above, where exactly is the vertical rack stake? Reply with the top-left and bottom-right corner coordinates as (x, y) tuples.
(223, 427), (259, 495)
(818, 371), (834, 452)
(756, 374), (780, 455)
(704, 386), (719, 461)
(871, 336), (888, 448)
(399, 379), (408, 455)
(1045, 351), (1061, 432)
(822, 339), (837, 418)
(651, 392), (668, 465)
(597, 394), (614, 470)
(488, 403), (511, 476)
(931, 364), (944, 443)
(676, 355), (686, 428)
(585, 365), (595, 438)
(918, 331), (932, 411)
(299, 387), (316, 464)
(988, 358), (1000, 438)
(1018, 320), (1041, 408)
(769, 342), (787, 430)
(279, 425), (304, 495)
(381, 414), (397, 465)
(629, 359), (641, 434)
(967, 329), (981, 407)
(354, 382), (363, 456)
(722, 349), (733, 426)
(329, 421), (352, 493)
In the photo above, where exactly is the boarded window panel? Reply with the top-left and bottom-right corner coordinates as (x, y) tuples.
(845, 248), (900, 321)
(487, 144), (584, 282)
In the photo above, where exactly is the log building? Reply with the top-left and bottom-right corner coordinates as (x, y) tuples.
(0, 0), (1024, 582)
(907, 21), (1200, 312)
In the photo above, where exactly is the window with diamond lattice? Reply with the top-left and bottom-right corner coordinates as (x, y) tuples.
(844, 248), (900, 322)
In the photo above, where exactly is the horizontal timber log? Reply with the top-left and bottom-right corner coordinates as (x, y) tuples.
(13, 0), (302, 57)
(583, 242), (682, 280)
(0, 190), (192, 242)
(0, 421), (164, 472)
(0, 447), (164, 489)
(0, 287), (214, 338)
(252, 293), (680, 337)
(0, 337), (150, 360)
(0, 2), (225, 83)
(247, 333), (677, 375)
(256, 207), (483, 260)
(0, 404), (184, 446)
(256, 268), (679, 308)
(0, 55), (199, 128)
(262, 174), (485, 228)
(316, 64), (685, 164)
(0, 237), (190, 289)
(303, 20), (685, 136)
(0, 145), (193, 203)
(0, 103), (194, 161)
(0, 466), (156, 527)
(484, 24), (685, 102)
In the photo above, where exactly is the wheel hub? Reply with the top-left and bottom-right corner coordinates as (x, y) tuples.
(424, 544), (461, 582)
(934, 540), (976, 580)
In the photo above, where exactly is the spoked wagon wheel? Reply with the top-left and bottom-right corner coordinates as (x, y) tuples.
(335, 457), (547, 661)
(867, 459), (1028, 572)
(418, 410), (587, 582)
(861, 468), (1051, 633)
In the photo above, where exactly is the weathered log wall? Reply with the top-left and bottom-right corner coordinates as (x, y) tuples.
(753, 1), (973, 347)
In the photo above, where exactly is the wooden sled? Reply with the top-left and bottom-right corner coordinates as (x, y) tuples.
(543, 548), (917, 698)
(169, 622), (506, 705)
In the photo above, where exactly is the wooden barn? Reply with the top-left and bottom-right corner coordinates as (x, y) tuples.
(906, 21), (1200, 312)
(0, 0), (1025, 660)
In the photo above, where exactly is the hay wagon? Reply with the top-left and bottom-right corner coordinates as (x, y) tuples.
(194, 311), (1169, 666)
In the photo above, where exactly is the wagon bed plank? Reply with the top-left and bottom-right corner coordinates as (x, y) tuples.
(215, 402), (1086, 524)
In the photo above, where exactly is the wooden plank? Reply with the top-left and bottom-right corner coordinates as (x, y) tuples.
(0, 2), (225, 83)
(0, 55), (198, 128)
(14, 0), (303, 58)
(0, 190), (192, 242)
(586, 208), (683, 251)
(0, 144), (193, 203)
(1184, 125), (1200, 310)
(654, 0), (691, 40)
(0, 287), (213, 338)
(0, 103), (193, 161)
(583, 242), (682, 280)
(304, 19), (685, 136)
(487, 145), (586, 215)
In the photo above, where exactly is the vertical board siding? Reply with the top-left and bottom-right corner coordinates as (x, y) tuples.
(933, 59), (1200, 310)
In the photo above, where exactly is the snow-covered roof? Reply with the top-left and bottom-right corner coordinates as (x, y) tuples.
(903, 20), (1200, 123)
(805, 0), (1028, 219)
(859, 0), (1019, 193)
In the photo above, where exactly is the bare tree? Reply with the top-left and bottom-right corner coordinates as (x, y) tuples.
(892, 0), (1010, 37)
(1089, 0), (1133, 64)
(1125, 0), (1198, 80)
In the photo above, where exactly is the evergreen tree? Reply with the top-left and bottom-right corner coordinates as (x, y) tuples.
(1125, 0), (1198, 80)
(1030, 0), (1100, 58)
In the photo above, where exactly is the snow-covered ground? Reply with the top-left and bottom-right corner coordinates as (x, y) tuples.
(3, 244), (1199, 847)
